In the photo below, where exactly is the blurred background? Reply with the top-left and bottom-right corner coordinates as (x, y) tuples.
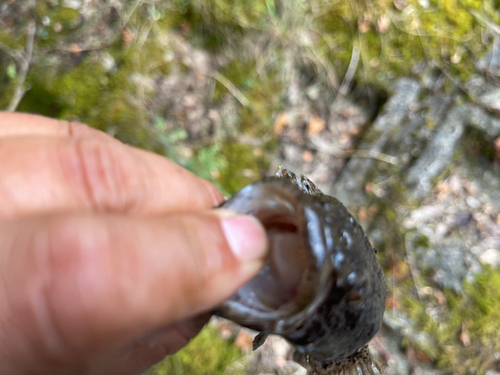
(1, 1), (500, 374)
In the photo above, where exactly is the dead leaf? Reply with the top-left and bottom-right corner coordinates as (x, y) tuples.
(273, 112), (289, 135)
(234, 330), (254, 351)
(460, 321), (471, 347)
(368, 204), (379, 215)
(377, 15), (391, 33)
(253, 148), (263, 156)
(122, 27), (134, 48)
(358, 207), (367, 221)
(339, 108), (354, 119)
(393, 0), (408, 10)
(302, 150), (313, 162)
(69, 43), (82, 56)
(407, 345), (432, 364)
(386, 294), (395, 309)
(307, 115), (326, 137)
(434, 290), (446, 305)
(358, 18), (371, 33)
(217, 321), (236, 340)
(393, 260), (410, 282)
(494, 136), (500, 164)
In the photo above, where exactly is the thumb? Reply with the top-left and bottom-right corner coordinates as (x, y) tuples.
(0, 210), (268, 371)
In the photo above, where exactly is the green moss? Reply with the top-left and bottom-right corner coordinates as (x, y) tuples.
(212, 56), (282, 137)
(15, 30), (179, 148)
(312, 0), (497, 86)
(404, 266), (500, 374)
(158, 0), (269, 51)
(461, 267), (500, 344)
(50, 7), (81, 29)
(144, 323), (243, 375)
(218, 141), (270, 195)
(0, 30), (25, 49)
(459, 127), (496, 162)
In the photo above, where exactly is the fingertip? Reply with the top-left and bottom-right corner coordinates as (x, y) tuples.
(217, 211), (268, 262)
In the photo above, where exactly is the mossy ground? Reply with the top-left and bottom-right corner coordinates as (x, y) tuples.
(403, 266), (500, 374)
(1, 0), (499, 373)
(143, 323), (244, 375)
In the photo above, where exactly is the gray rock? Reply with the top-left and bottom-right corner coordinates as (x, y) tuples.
(408, 106), (466, 197)
(467, 104), (500, 137)
(479, 248), (500, 267)
(62, 0), (81, 10)
(331, 78), (421, 206)
(373, 78), (422, 132)
(476, 35), (500, 78)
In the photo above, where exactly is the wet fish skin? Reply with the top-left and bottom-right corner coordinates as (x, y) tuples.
(216, 167), (387, 374)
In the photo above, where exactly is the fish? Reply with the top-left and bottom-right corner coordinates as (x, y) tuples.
(215, 166), (387, 375)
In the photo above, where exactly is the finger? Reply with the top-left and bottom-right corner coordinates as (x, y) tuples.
(0, 136), (223, 218)
(0, 209), (267, 374)
(0, 112), (113, 140)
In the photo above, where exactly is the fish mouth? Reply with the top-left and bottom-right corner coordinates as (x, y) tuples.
(216, 179), (332, 334)
(234, 185), (307, 311)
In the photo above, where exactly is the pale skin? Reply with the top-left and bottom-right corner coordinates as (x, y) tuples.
(0, 112), (269, 375)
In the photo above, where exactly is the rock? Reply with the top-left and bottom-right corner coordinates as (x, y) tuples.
(100, 52), (116, 73)
(330, 78), (421, 207)
(479, 249), (500, 267)
(408, 106), (466, 197)
(62, 0), (82, 10)
(467, 104), (500, 137)
(373, 78), (422, 132)
(476, 35), (500, 78)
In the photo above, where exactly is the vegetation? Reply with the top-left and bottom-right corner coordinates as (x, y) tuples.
(1, 0), (499, 373)
(404, 266), (500, 374)
(144, 323), (244, 375)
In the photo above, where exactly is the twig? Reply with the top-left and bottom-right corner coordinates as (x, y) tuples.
(308, 142), (401, 165)
(404, 233), (424, 302)
(386, 8), (471, 43)
(0, 42), (25, 62)
(371, 336), (392, 363)
(5, 19), (36, 112)
(470, 9), (500, 35)
(303, 46), (340, 90)
(339, 43), (360, 95)
(121, 0), (142, 28)
(349, 149), (400, 165)
(207, 71), (251, 107)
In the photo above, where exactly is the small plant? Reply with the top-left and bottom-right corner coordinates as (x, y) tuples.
(143, 323), (243, 375)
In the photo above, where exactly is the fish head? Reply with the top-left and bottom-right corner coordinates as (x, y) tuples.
(216, 171), (386, 364)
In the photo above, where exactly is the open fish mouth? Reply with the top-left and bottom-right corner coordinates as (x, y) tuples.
(216, 177), (333, 335)
(215, 167), (387, 374)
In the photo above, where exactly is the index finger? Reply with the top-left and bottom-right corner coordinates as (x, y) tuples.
(0, 113), (224, 217)
(0, 112), (112, 139)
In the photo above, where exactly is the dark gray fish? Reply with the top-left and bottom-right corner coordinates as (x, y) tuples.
(215, 167), (386, 375)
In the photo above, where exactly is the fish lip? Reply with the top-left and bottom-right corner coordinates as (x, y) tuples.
(216, 203), (335, 336)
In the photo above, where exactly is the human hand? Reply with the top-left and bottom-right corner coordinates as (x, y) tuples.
(0, 112), (268, 375)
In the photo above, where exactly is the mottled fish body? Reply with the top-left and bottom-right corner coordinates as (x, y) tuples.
(216, 167), (386, 375)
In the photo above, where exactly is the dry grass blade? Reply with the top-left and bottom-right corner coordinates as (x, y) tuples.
(5, 19), (36, 112)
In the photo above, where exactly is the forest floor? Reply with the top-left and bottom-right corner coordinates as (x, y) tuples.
(1, 1), (500, 374)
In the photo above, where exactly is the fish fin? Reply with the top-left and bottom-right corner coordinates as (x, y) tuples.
(252, 332), (269, 351)
(305, 345), (383, 375)
(276, 166), (323, 195)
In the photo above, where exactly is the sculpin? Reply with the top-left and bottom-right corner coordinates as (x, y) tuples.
(216, 167), (386, 375)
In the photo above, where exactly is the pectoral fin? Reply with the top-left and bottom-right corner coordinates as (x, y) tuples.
(252, 332), (269, 351)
